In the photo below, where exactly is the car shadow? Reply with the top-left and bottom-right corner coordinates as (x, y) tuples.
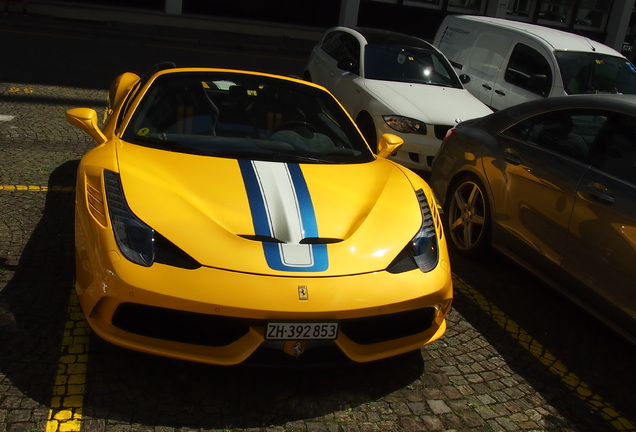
(83, 340), (424, 429)
(448, 249), (636, 432)
(0, 160), (79, 405)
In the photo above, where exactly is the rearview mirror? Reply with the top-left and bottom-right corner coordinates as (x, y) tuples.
(376, 133), (404, 159)
(66, 108), (107, 144)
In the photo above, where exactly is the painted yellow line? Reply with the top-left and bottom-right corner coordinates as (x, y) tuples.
(46, 291), (89, 432)
(1, 182), (85, 430)
(0, 185), (74, 191)
(454, 275), (636, 432)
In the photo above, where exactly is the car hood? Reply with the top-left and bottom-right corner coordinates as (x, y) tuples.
(116, 143), (423, 276)
(362, 80), (492, 124)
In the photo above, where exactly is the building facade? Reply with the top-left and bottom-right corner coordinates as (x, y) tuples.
(22, 0), (636, 61)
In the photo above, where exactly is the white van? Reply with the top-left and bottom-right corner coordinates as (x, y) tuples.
(433, 15), (636, 110)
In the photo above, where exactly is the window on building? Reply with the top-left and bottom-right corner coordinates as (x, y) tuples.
(447, 0), (485, 14)
(574, 0), (610, 30)
(506, 0), (535, 21)
(537, 0), (574, 26)
(403, 0), (443, 9)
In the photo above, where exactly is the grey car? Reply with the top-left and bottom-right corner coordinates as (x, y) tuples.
(431, 94), (636, 343)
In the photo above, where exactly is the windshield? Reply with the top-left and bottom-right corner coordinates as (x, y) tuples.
(122, 72), (374, 164)
(364, 44), (463, 88)
(556, 51), (636, 95)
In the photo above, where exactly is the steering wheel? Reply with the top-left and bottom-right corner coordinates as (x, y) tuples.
(272, 121), (317, 138)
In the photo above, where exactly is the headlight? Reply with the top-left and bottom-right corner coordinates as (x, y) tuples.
(412, 189), (439, 272)
(383, 115), (427, 135)
(104, 170), (155, 267)
(386, 189), (439, 274)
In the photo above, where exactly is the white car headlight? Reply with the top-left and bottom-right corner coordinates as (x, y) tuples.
(104, 170), (155, 267)
(383, 115), (427, 135)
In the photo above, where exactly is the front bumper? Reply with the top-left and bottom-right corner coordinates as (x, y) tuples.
(76, 249), (453, 366)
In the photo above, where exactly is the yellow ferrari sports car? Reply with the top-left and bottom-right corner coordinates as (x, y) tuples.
(67, 64), (453, 365)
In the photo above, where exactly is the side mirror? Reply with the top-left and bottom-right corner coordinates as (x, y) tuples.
(66, 108), (107, 144)
(459, 74), (471, 84)
(337, 57), (358, 74)
(376, 133), (404, 159)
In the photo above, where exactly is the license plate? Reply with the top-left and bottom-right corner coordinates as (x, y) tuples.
(266, 322), (339, 340)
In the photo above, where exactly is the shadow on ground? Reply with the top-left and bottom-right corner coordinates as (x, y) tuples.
(84, 340), (424, 429)
(0, 160), (79, 405)
(450, 250), (636, 432)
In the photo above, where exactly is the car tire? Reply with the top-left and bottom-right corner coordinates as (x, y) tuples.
(356, 113), (377, 153)
(445, 175), (491, 256)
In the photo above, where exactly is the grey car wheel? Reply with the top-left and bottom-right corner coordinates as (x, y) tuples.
(446, 176), (491, 255)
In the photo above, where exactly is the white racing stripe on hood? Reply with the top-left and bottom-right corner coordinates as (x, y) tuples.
(254, 160), (312, 266)
(239, 160), (328, 272)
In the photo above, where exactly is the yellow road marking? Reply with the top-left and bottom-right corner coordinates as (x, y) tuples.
(1, 183), (84, 430)
(0, 185), (74, 191)
(454, 275), (636, 432)
(8, 87), (34, 94)
(46, 291), (89, 432)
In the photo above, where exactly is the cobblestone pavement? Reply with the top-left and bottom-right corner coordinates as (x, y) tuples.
(1, 11), (636, 432)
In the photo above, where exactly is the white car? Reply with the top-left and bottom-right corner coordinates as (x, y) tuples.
(304, 26), (493, 172)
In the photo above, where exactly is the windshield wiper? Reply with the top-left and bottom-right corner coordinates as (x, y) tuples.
(286, 155), (336, 164)
(131, 134), (193, 152)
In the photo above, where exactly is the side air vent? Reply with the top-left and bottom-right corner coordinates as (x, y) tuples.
(86, 174), (107, 226)
(300, 237), (342, 244)
(239, 234), (283, 243)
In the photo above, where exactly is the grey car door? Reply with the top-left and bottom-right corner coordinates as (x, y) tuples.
(562, 113), (636, 335)
(493, 109), (598, 279)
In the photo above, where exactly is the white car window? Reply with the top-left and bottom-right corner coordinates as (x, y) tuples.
(364, 44), (462, 88)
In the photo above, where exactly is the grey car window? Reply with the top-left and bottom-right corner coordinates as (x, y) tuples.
(504, 110), (607, 161)
(589, 114), (636, 185)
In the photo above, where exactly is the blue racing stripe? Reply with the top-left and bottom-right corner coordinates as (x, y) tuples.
(239, 160), (328, 272)
(238, 159), (272, 238)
